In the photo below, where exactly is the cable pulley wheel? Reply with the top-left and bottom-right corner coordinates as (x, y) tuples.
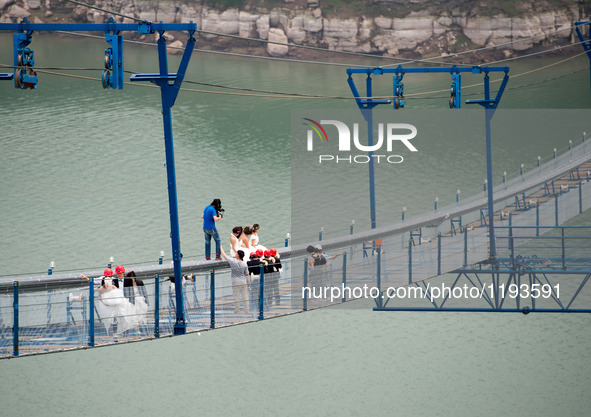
(102, 69), (111, 89)
(15, 68), (22, 89)
(104, 52), (111, 70)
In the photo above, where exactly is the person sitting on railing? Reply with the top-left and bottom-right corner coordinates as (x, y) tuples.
(250, 224), (268, 253)
(308, 244), (340, 268)
(307, 244), (341, 289)
(230, 226), (244, 257)
(307, 245), (326, 269)
(243, 226), (254, 250)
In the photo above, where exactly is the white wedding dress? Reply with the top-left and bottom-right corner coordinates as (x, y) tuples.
(97, 284), (148, 335)
(230, 234), (255, 260)
(250, 233), (268, 253)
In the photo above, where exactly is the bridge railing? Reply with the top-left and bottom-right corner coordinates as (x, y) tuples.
(2, 137), (591, 357)
(2, 219), (591, 358)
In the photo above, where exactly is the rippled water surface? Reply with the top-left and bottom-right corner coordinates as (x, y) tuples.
(1, 33), (591, 417)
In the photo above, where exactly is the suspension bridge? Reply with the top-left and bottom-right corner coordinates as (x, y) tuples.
(1, 18), (591, 358)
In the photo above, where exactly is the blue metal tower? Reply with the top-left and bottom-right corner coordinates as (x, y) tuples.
(347, 64), (509, 259)
(0, 18), (198, 335)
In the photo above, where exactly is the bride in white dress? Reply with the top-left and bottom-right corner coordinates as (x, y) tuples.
(230, 226), (244, 257)
(96, 278), (148, 335)
(250, 224), (268, 252)
(230, 226), (256, 260)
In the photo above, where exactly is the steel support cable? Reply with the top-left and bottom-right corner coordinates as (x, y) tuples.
(4, 50), (586, 100)
(0, 63), (105, 71)
(487, 40), (590, 65)
(3, 38), (582, 81)
(54, 30), (378, 68)
(191, 24), (589, 67)
(59, 0), (417, 66)
(51, 24), (589, 70)
(408, 67), (588, 100)
(403, 51), (588, 98)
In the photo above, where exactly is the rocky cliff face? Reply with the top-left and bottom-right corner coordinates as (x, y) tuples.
(0, 0), (587, 59)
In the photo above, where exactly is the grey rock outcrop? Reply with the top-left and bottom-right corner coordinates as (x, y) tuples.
(0, 0), (585, 58)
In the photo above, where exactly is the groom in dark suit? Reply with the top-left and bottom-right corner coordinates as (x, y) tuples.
(113, 264), (136, 304)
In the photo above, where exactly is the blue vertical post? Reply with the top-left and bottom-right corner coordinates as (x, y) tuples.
(536, 202), (540, 237)
(129, 28), (197, 335)
(46, 261), (54, 326)
(464, 227), (468, 267)
(303, 260), (308, 311)
(376, 247), (382, 308)
(485, 108), (496, 259)
(13, 281), (18, 357)
(408, 238), (413, 284)
(154, 274), (160, 337)
(259, 266), (265, 320)
(555, 195), (559, 226)
(363, 83), (377, 229)
(466, 69), (509, 259)
(437, 233), (442, 275)
(285, 233), (289, 247)
(580, 181), (583, 214)
(561, 228), (566, 270)
(342, 253), (347, 302)
(319, 228), (323, 241)
(158, 36), (184, 335)
(574, 21), (591, 97)
(509, 215), (514, 264)
(137, 31), (192, 336)
(210, 269), (215, 328)
(88, 278), (95, 347)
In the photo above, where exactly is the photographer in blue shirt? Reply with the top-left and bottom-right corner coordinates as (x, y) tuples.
(202, 198), (223, 260)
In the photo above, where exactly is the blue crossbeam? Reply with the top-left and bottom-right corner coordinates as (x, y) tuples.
(359, 99), (391, 105)
(0, 73), (14, 80)
(347, 65), (510, 76)
(130, 73), (178, 82)
(466, 99), (498, 105)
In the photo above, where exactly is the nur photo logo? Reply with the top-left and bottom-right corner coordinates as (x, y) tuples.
(302, 118), (418, 164)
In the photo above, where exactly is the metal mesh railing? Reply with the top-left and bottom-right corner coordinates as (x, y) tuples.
(2, 140), (591, 357)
